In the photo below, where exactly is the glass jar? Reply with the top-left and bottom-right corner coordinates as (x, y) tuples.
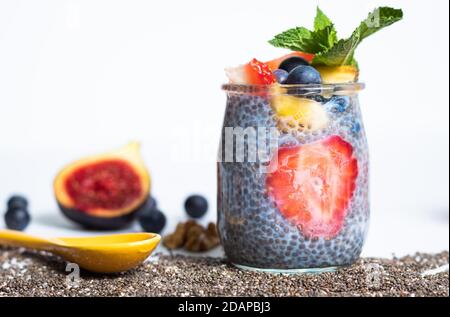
(217, 83), (369, 273)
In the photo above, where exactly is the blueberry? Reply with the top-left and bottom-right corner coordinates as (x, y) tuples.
(273, 69), (289, 84)
(309, 95), (331, 104)
(351, 121), (361, 133)
(7, 195), (28, 210)
(285, 65), (322, 85)
(137, 196), (158, 217)
(279, 56), (310, 73)
(147, 196), (157, 212)
(5, 208), (31, 231)
(185, 195), (208, 218)
(340, 115), (361, 134)
(326, 96), (350, 113)
(139, 209), (166, 233)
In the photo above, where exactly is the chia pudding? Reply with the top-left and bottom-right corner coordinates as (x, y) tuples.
(216, 6), (402, 272)
(217, 86), (369, 271)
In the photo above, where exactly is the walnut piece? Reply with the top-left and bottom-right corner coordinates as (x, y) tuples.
(162, 220), (220, 252)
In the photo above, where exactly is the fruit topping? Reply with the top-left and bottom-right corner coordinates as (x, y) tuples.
(5, 207), (31, 231)
(266, 51), (314, 70)
(163, 220), (220, 252)
(225, 58), (276, 85)
(271, 95), (328, 132)
(285, 65), (322, 85)
(54, 142), (151, 230)
(316, 66), (359, 83)
(185, 195), (208, 219)
(273, 69), (289, 84)
(279, 56), (310, 73)
(7, 195), (28, 210)
(266, 135), (358, 238)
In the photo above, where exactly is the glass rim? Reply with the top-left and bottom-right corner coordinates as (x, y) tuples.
(222, 82), (365, 95)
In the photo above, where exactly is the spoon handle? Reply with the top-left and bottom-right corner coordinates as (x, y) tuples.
(0, 230), (54, 251)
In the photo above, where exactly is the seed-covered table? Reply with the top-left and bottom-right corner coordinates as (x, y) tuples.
(0, 247), (448, 297)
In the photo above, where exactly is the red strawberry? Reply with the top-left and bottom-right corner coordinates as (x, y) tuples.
(226, 58), (276, 85)
(266, 135), (358, 239)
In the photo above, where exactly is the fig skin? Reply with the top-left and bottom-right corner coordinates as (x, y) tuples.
(54, 142), (151, 230)
(58, 197), (149, 230)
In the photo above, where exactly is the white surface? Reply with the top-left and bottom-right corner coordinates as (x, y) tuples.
(0, 0), (448, 258)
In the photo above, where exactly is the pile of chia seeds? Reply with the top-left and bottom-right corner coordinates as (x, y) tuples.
(0, 247), (448, 297)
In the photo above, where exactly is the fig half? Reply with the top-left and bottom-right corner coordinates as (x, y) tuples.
(54, 142), (151, 230)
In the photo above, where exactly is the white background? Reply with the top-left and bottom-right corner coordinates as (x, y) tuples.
(0, 0), (448, 258)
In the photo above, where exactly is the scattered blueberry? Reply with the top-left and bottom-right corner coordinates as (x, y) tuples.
(5, 208), (31, 231)
(137, 196), (158, 217)
(273, 69), (289, 84)
(147, 196), (157, 212)
(7, 195), (28, 210)
(285, 65), (322, 85)
(279, 56), (310, 73)
(326, 96), (350, 113)
(185, 195), (208, 218)
(139, 209), (166, 233)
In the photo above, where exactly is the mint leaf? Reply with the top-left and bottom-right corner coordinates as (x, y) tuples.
(314, 7), (333, 31)
(269, 7), (337, 54)
(312, 7), (403, 66)
(313, 7), (337, 50)
(313, 38), (358, 66)
(313, 24), (337, 51)
(355, 7), (403, 40)
(268, 27), (324, 53)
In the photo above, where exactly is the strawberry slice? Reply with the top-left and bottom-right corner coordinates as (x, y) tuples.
(225, 58), (276, 85)
(266, 135), (358, 239)
(265, 51), (315, 71)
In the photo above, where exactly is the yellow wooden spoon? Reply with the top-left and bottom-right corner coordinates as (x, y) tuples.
(0, 230), (160, 273)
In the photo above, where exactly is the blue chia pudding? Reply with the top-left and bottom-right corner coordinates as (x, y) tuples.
(217, 90), (370, 270)
(217, 5), (402, 271)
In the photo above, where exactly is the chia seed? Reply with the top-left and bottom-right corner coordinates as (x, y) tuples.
(0, 247), (448, 297)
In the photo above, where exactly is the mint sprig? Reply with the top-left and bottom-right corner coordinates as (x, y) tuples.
(269, 7), (337, 53)
(269, 6), (403, 67)
(314, 7), (333, 31)
(312, 7), (337, 49)
(313, 7), (403, 66)
(268, 27), (323, 53)
(313, 25), (337, 51)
